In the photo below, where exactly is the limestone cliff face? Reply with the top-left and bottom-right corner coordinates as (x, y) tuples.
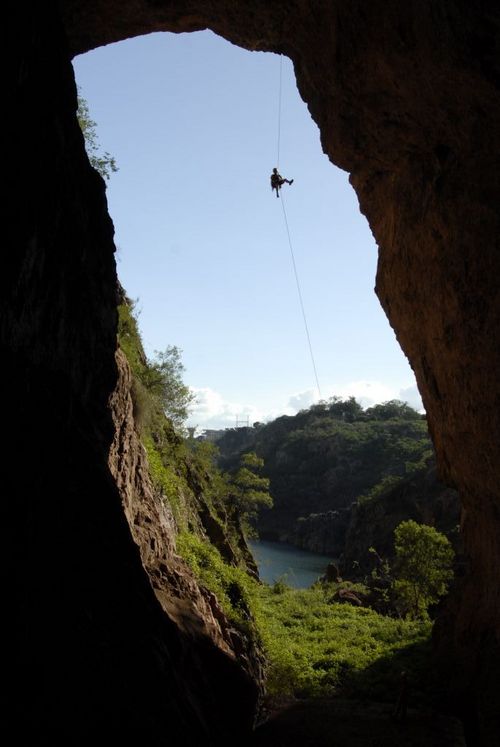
(285, 509), (352, 557)
(6, 1), (500, 743)
(284, 465), (459, 563)
(108, 348), (251, 655)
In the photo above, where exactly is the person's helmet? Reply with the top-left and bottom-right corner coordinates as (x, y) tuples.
(273, 167), (278, 173)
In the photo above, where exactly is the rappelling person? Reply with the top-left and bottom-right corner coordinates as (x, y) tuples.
(270, 167), (294, 198)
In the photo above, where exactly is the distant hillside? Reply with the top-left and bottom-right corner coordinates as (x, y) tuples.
(215, 397), (434, 541)
(340, 463), (461, 577)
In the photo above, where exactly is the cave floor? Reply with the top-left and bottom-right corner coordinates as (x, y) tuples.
(248, 698), (465, 746)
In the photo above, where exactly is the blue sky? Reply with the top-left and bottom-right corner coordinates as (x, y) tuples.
(74, 31), (421, 431)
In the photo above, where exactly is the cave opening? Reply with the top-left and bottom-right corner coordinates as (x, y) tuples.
(72, 30), (452, 731)
(73, 30), (421, 430)
(7, 2), (499, 743)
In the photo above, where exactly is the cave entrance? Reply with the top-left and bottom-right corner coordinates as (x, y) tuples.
(74, 30), (421, 432)
(72, 29), (448, 730)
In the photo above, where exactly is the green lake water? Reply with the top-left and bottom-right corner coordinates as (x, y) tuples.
(248, 539), (337, 588)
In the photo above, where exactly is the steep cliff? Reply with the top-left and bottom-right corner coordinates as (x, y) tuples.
(5, 4), (259, 744)
(6, 1), (500, 744)
(288, 508), (352, 556)
(109, 345), (259, 661)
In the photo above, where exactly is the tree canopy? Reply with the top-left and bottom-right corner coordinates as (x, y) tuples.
(229, 452), (273, 526)
(393, 520), (454, 619)
(144, 346), (196, 430)
(77, 91), (118, 180)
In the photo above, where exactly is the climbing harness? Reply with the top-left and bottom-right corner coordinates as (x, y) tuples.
(274, 54), (321, 400)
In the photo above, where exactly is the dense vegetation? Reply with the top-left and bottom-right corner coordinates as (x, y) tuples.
(117, 297), (454, 710)
(256, 582), (432, 703)
(392, 520), (455, 619)
(174, 529), (435, 704)
(215, 397), (433, 539)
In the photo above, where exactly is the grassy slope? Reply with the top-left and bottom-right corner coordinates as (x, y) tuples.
(255, 584), (432, 703)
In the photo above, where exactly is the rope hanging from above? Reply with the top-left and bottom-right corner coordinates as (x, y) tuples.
(272, 52), (322, 401)
(276, 53), (283, 170)
(280, 191), (322, 400)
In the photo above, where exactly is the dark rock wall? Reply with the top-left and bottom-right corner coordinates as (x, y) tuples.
(5, 0), (499, 743)
(5, 2), (257, 744)
(287, 508), (351, 556)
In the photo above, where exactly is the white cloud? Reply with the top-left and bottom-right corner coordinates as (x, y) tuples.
(287, 380), (422, 413)
(287, 389), (317, 412)
(188, 378), (424, 433)
(188, 387), (268, 431)
(398, 384), (424, 411)
(333, 380), (398, 408)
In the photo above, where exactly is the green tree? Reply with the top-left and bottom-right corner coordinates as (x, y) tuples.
(77, 91), (118, 180)
(393, 520), (454, 619)
(142, 346), (196, 430)
(364, 400), (421, 421)
(328, 395), (364, 422)
(230, 452), (273, 524)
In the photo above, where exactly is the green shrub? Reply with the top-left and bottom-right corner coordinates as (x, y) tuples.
(176, 531), (259, 635)
(254, 584), (432, 701)
(393, 520), (454, 619)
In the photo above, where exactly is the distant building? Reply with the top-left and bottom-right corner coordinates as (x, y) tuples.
(199, 429), (226, 443)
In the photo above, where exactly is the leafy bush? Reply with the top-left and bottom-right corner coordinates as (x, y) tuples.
(176, 531), (258, 634)
(254, 584), (432, 702)
(393, 520), (454, 619)
(77, 89), (118, 180)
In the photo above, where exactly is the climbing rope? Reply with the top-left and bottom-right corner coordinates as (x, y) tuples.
(276, 53), (283, 170)
(280, 191), (322, 400)
(274, 53), (321, 400)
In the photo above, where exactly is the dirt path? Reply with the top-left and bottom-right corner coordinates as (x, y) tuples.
(248, 698), (465, 747)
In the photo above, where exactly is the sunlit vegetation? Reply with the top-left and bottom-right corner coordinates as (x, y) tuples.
(255, 583), (432, 703)
(176, 531), (257, 634)
(393, 520), (454, 619)
(117, 296), (450, 709)
(174, 530), (434, 703)
(215, 396), (434, 543)
(117, 297), (250, 557)
(77, 90), (118, 180)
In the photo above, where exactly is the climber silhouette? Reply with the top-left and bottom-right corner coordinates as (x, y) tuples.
(270, 167), (293, 198)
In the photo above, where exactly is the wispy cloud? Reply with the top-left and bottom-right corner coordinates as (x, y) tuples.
(398, 384), (423, 411)
(188, 378), (424, 432)
(188, 387), (268, 431)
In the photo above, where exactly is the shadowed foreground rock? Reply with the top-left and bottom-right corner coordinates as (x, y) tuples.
(248, 699), (465, 747)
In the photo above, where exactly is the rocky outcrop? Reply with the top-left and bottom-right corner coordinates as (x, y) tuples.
(109, 347), (259, 659)
(287, 508), (351, 556)
(284, 464), (459, 566)
(7, 1), (500, 743)
(340, 466), (461, 577)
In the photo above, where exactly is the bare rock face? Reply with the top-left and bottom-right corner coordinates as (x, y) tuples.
(109, 347), (262, 675)
(5, 3), (258, 744)
(6, 0), (500, 744)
